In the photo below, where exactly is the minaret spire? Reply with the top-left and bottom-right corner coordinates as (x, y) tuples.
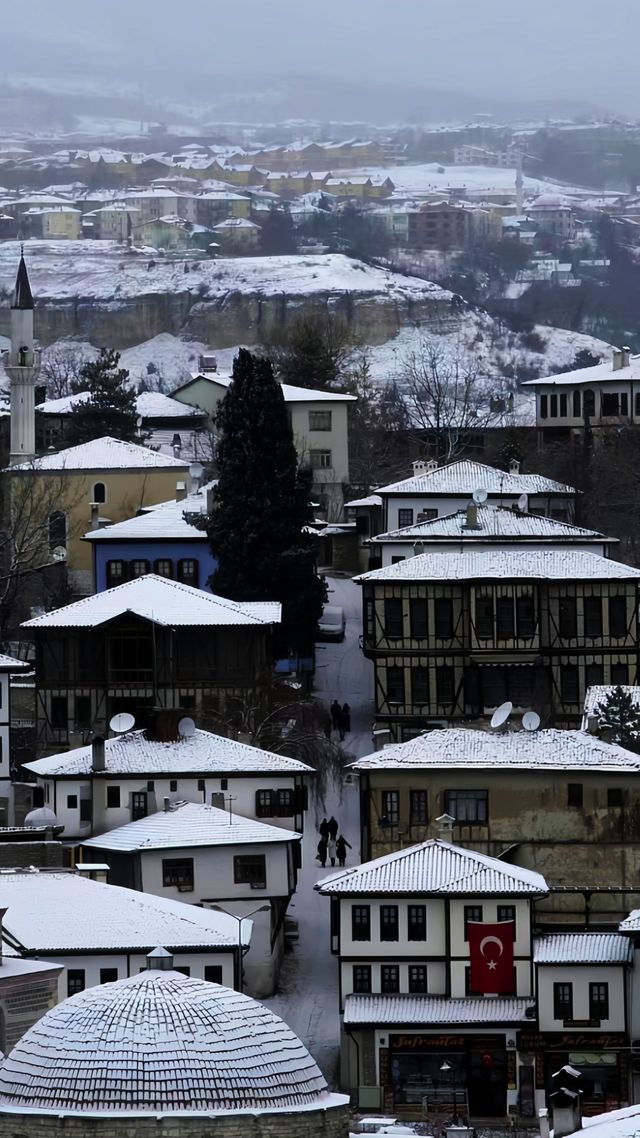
(4, 252), (40, 464)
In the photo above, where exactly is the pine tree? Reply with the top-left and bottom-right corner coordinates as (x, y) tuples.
(67, 349), (138, 446)
(595, 685), (640, 753)
(205, 349), (326, 657)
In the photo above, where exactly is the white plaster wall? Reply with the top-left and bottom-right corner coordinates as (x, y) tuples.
(339, 897), (446, 957)
(537, 964), (626, 1032)
(138, 842), (291, 903)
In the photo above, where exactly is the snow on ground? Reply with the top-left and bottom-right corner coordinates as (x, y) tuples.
(0, 241), (451, 302)
(263, 577), (373, 1085)
(342, 163), (580, 198)
(118, 334), (209, 386)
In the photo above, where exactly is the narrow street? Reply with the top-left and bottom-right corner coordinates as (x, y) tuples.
(263, 576), (374, 1083)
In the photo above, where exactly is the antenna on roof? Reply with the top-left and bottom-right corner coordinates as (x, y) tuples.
(522, 710), (541, 732)
(517, 493), (528, 512)
(490, 701), (512, 731)
(109, 712), (135, 734)
(178, 716), (196, 738)
(473, 487), (488, 505)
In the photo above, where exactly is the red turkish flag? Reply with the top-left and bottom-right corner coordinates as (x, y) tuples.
(468, 921), (515, 994)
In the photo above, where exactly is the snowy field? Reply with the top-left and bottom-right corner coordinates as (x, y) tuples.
(343, 162), (580, 198)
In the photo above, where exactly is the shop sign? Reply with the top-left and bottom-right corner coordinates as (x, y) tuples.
(518, 1032), (627, 1051)
(390, 1034), (467, 1050)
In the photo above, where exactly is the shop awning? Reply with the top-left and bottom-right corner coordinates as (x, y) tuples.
(343, 994), (532, 1027)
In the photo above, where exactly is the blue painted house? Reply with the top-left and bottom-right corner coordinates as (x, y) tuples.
(84, 490), (217, 593)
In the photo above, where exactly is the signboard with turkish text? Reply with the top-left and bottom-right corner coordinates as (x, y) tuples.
(468, 920), (515, 994)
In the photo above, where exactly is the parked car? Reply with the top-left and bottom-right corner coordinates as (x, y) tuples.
(317, 605), (346, 641)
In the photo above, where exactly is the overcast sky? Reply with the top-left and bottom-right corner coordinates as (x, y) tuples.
(4, 0), (640, 116)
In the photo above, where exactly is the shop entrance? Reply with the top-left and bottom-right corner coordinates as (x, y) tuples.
(387, 1036), (507, 1118)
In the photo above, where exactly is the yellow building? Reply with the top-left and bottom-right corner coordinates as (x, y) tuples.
(41, 208), (83, 240)
(9, 437), (191, 594)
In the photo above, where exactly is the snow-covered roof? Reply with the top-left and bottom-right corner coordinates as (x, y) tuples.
(524, 354), (640, 388)
(352, 728), (640, 773)
(376, 460), (576, 496)
(182, 370), (356, 403)
(21, 574), (281, 630)
(584, 684), (640, 721)
(0, 872), (246, 952)
(343, 994), (532, 1027)
(83, 493), (207, 542)
(24, 727), (312, 778)
(345, 494), (383, 508)
(316, 838), (547, 897)
(0, 968), (341, 1116)
(83, 801), (300, 852)
(370, 506), (611, 545)
(355, 549), (639, 583)
(533, 933), (632, 965)
(36, 391), (201, 419)
(567, 1104), (640, 1138)
(618, 910), (640, 933)
(10, 436), (190, 472)
(0, 652), (29, 671)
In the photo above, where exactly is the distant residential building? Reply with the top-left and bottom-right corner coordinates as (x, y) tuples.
(39, 207), (83, 240)
(172, 369), (355, 518)
(212, 217), (261, 251)
(408, 201), (475, 249)
(453, 144), (514, 167)
(356, 548), (640, 735)
(523, 348), (640, 444)
(0, 870), (243, 998)
(24, 725), (310, 838)
(83, 202), (138, 241)
(83, 800), (302, 996)
(35, 390), (206, 454)
(324, 175), (394, 200)
(527, 193), (576, 240)
(21, 577), (281, 749)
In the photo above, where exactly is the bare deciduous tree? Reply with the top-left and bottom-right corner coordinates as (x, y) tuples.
(40, 344), (93, 399)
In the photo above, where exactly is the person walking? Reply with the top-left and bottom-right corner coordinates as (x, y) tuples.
(336, 834), (352, 867)
(338, 705), (349, 741)
(328, 836), (337, 867)
(330, 700), (341, 731)
(342, 702), (351, 732)
(316, 837), (328, 867)
(319, 817), (329, 840)
(328, 816), (338, 840)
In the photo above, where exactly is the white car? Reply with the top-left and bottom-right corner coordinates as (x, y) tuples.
(317, 605), (346, 641)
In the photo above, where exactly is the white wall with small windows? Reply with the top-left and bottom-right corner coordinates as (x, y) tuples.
(338, 896), (446, 958)
(133, 840), (294, 906)
(537, 964), (626, 1032)
(382, 494), (574, 531)
(50, 949), (235, 1002)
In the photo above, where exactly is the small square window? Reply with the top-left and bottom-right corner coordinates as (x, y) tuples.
(66, 794), (78, 809)
(568, 783), (583, 808)
(67, 969), (85, 996)
(608, 787), (624, 807)
(100, 968), (118, 984)
(106, 786), (121, 809)
(204, 965), (223, 984)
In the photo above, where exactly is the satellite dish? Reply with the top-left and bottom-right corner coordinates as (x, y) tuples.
(178, 716), (196, 738)
(52, 546), (67, 561)
(517, 493), (528, 511)
(473, 487), (488, 504)
(522, 710), (541, 732)
(109, 712), (135, 734)
(490, 701), (512, 730)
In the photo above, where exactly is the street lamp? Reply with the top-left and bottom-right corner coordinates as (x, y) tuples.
(208, 903), (270, 994)
(440, 1059), (458, 1113)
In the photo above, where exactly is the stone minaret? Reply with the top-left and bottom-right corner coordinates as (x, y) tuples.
(4, 252), (40, 464)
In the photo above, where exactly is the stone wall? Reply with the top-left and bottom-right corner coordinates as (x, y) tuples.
(0, 1102), (350, 1137)
(0, 841), (64, 870)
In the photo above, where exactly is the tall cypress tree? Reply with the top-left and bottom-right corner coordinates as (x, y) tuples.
(206, 348), (325, 657)
(67, 348), (138, 445)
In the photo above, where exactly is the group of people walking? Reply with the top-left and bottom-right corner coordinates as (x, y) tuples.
(330, 700), (351, 741)
(316, 816), (352, 868)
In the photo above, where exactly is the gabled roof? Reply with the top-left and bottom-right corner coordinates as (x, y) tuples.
(0, 652), (30, 672)
(0, 871), (248, 952)
(352, 727), (640, 773)
(21, 574), (281, 630)
(619, 910), (640, 933)
(83, 800), (301, 852)
(343, 994), (532, 1026)
(24, 727), (312, 777)
(370, 506), (612, 545)
(36, 391), (201, 420)
(178, 371), (356, 404)
(83, 494), (207, 542)
(315, 838), (547, 896)
(10, 436), (190, 472)
(376, 460), (576, 496)
(533, 933), (632, 965)
(355, 549), (639, 583)
(524, 354), (640, 388)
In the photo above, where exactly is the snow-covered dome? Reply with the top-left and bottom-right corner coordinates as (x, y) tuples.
(532, 191), (571, 207)
(23, 806), (59, 828)
(0, 963), (346, 1126)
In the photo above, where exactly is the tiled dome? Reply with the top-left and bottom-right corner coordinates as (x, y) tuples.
(0, 968), (330, 1115)
(23, 806), (59, 827)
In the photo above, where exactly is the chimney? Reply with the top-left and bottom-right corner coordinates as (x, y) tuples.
(425, 459), (438, 472)
(622, 345), (631, 368)
(412, 459), (427, 476)
(464, 502), (479, 530)
(89, 502), (99, 530)
(175, 481), (187, 502)
(509, 458), (520, 475)
(435, 812), (456, 840)
(163, 796), (171, 812)
(91, 735), (105, 772)
(173, 444), (182, 459)
(612, 348), (623, 371)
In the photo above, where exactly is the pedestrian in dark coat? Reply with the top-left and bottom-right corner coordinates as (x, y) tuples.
(328, 837), (337, 867)
(316, 837), (328, 867)
(342, 703), (351, 732)
(328, 816), (338, 840)
(338, 707), (349, 741)
(330, 700), (341, 730)
(319, 817), (329, 840)
(336, 835), (352, 867)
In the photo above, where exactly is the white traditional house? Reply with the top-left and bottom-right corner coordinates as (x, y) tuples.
(315, 838), (548, 1118)
(23, 729), (312, 840)
(346, 459), (578, 540)
(0, 870), (245, 1000)
(368, 506), (615, 568)
(82, 800), (302, 996)
(524, 349), (640, 444)
(0, 653), (31, 825)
